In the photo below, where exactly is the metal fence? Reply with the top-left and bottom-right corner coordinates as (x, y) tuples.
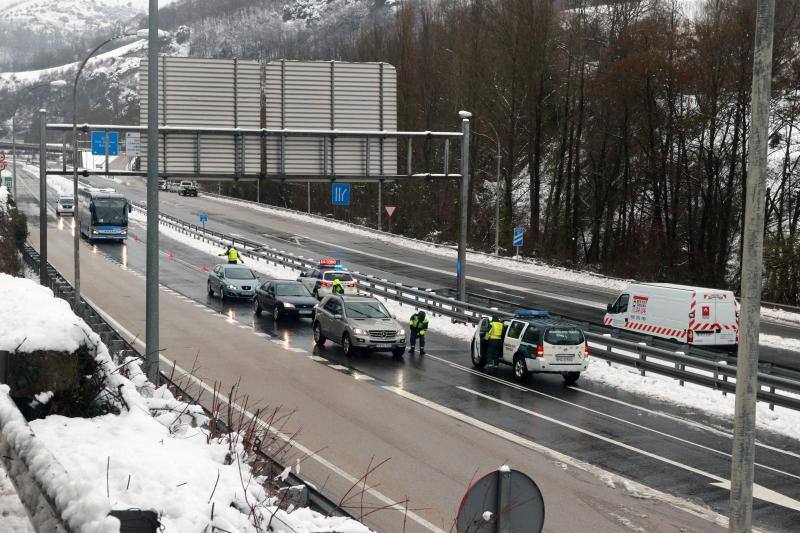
(135, 204), (800, 412)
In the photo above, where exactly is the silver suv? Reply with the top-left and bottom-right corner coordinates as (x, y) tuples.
(313, 295), (406, 357)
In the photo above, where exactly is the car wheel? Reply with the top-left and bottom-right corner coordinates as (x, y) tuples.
(471, 340), (486, 369)
(273, 305), (281, 322)
(253, 298), (262, 315)
(219, 287), (225, 301)
(342, 333), (355, 357)
(513, 353), (530, 382)
(313, 322), (326, 346)
(208, 281), (214, 296)
(392, 347), (405, 358)
(563, 371), (580, 385)
(313, 288), (320, 300)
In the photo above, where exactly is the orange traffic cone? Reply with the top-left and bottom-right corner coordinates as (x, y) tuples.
(168, 250), (175, 260)
(132, 234), (140, 242)
(200, 264), (208, 272)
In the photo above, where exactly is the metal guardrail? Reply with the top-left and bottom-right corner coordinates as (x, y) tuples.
(20, 243), (352, 520)
(135, 203), (800, 412)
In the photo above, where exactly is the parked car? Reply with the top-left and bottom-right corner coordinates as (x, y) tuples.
(254, 280), (317, 321)
(159, 179), (168, 191)
(313, 294), (406, 357)
(471, 310), (588, 384)
(298, 259), (358, 298)
(56, 194), (74, 216)
(178, 180), (198, 197)
(207, 264), (259, 300)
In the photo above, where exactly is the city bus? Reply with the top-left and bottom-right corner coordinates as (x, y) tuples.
(77, 188), (131, 242)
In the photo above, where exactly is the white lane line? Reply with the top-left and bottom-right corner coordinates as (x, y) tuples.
(253, 332), (269, 338)
(83, 298), (444, 533)
(382, 385), (729, 529)
(352, 373), (374, 382)
(328, 364), (350, 371)
(459, 386), (800, 513)
(237, 325), (251, 330)
(426, 353), (800, 462)
(309, 355), (328, 362)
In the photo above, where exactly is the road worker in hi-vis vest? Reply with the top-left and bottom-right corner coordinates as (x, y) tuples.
(408, 311), (429, 355)
(485, 316), (504, 370)
(219, 246), (242, 264)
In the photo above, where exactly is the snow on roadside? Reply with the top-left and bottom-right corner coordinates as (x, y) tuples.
(0, 184), (8, 213)
(0, 462), (34, 533)
(762, 306), (800, 327)
(0, 273), (372, 532)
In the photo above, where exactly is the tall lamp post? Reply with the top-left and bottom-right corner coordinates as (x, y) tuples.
(473, 127), (501, 255)
(71, 30), (148, 309)
(9, 80), (67, 200)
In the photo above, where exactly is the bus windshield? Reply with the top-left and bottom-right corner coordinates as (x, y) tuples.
(92, 198), (128, 227)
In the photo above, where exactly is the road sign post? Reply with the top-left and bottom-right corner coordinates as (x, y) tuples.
(332, 183), (350, 206)
(513, 227), (523, 257)
(456, 466), (544, 533)
(384, 205), (396, 233)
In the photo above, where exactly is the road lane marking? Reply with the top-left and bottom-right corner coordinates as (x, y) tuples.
(329, 364), (350, 371)
(426, 353), (800, 462)
(382, 385), (730, 528)
(82, 294), (446, 533)
(459, 386), (800, 513)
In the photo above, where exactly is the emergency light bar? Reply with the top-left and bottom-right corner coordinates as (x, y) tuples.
(318, 258), (340, 266)
(514, 310), (549, 318)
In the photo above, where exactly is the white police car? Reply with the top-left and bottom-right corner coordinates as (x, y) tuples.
(298, 259), (358, 299)
(471, 310), (589, 384)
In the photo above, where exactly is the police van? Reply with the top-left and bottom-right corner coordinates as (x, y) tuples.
(604, 283), (738, 346)
(298, 259), (358, 298)
(471, 311), (589, 384)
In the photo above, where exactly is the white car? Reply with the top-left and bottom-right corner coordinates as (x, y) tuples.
(56, 194), (74, 216)
(298, 260), (358, 299)
(471, 311), (589, 384)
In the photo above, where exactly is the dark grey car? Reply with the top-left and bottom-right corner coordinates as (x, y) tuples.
(254, 280), (317, 321)
(313, 295), (406, 357)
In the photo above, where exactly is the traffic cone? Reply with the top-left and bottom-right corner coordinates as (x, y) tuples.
(168, 250), (175, 261)
(201, 264), (208, 272)
(132, 234), (140, 242)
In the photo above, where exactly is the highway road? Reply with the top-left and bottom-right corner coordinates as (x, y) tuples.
(14, 167), (800, 532)
(55, 169), (800, 371)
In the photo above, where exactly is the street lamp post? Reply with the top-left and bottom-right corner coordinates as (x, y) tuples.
(71, 30), (146, 309)
(9, 80), (67, 200)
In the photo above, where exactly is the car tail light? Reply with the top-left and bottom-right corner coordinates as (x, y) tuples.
(584, 342), (590, 356)
(536, 345), (544, 357)
(349, 282), (357, 288)
(687, 330), (694, 343)
(321, 281), (331, 287)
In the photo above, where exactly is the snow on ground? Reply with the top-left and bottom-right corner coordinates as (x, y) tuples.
(0, 462), (34, 533)
(0, 184), (8, 212)
(144, 211), (800, 440)
(762, 306), (800, 327)
(0, 273), (371, 532)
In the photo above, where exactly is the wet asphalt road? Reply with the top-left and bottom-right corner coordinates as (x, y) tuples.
(14, 167), (800, 531)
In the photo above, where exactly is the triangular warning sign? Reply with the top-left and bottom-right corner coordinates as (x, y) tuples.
(384, 205), (397, 218)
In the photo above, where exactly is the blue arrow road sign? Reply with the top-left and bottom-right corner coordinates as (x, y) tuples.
(91, 131), (120, 156)
(199, 214), (208, 223)
(513, 227), (524, 247)
(332, 183), (351, 206)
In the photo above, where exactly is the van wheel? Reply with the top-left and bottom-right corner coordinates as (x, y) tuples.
(313, 322), (326, 346)
(513, 353), (530, 382)
(563, 371), (580, 385)
(342, 333), (355, 358)
(471, 341), (486, 369)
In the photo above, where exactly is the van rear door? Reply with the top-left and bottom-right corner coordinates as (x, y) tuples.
(542, 327), (584, 365)
(714, 301), (737, 345)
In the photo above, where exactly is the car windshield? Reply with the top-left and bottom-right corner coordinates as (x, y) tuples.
(225, 268), (255, 280)
(345, 301), (391, 319)
(276, 283), (311, 297)
(92, 197), (127, 226)
(324, 271), (353, 282)
(544, 328), (584, 346)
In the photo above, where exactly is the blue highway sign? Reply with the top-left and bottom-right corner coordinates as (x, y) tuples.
(91, 131), (120, 156)
(199, 213), (208, 223)
(332, 183), (351, 206)
(513, 227), (524, 247)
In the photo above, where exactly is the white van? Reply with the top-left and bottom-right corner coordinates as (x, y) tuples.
(56, 194), (74, 216)
(604, 283), (738, 346)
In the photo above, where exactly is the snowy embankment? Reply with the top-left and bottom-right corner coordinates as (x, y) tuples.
(0, 274), (370, 533)
(142, 211), (800, 440)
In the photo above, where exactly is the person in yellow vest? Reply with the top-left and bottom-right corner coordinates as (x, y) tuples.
(331, 278), (345, 295)
(484, 316), (505, 370)
(219, 245), (243, 264)
(408, 311), (429, 355)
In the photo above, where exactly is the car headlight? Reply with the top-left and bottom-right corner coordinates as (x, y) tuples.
(120, 229), (128, 234)
(283, 302), (295, 309)
(353, 328), (367, 335)
(92, 230), (98, 234)
(227, 284), (237, 290)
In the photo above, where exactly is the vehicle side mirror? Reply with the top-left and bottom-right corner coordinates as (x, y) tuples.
(606, 303), (614, 313)
(298, 273), (305, 278)
(334, 314), (343, 320)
